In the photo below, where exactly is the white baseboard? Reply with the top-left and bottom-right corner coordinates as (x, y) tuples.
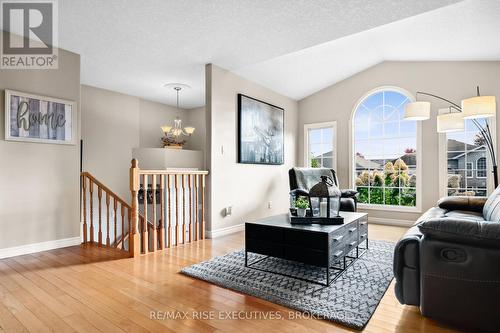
(369, 217), (414, 227)
(0, 236), (81, 259)
(206, 223), (245, 239)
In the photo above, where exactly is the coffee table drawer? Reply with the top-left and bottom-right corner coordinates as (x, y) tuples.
(246, 240), (284, 258)
(283, 245), (327, 267)
(246, 224), (284, 242)
(284, 229), (327, 250)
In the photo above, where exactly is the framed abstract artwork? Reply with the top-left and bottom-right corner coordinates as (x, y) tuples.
(4, 89), (76, 145)
(238, 94), (284, 165)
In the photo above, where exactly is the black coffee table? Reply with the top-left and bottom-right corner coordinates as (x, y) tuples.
(245, 212), (368, 286)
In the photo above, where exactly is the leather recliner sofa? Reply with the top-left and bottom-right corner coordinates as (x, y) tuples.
(393, 187), (500, 332)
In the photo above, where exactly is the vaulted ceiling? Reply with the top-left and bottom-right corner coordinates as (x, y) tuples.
(56, 0), (499, 108)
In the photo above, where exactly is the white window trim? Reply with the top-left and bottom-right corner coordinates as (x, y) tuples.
(438, 119), (496, 197)
(466, 162), (473, 178)
(476, 157), (487, 179)
(304, 121), (337, 170)
(349, 86), (422, 213)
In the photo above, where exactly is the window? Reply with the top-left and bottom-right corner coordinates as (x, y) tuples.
(443, 118), (492, 197)
(304, 122), (336, 169)
(477, 157), (487, 178)
(352, 88), (419, 209)
(466, 162), (473, 178)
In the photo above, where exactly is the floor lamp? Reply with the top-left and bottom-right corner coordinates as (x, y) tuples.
(404, 87), (498, 188)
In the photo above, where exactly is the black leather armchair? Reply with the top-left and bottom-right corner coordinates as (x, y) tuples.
(394, 189), (500, 332)
(288, 168), (358, 212)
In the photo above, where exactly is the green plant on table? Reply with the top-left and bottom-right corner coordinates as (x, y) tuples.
(295, 197), (310, 209)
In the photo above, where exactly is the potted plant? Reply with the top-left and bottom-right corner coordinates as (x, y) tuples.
(295, 197), (309, 217)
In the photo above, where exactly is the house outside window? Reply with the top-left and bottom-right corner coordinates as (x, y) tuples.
(442, 118), (494, 197)
(351, 87), (421, 211)
(304, 121), (337, 169)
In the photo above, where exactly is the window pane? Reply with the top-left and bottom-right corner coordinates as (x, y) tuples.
(321, 145), (333, 158)
(362, 92), (383, 110)
(308, 129), (321, 144)
(322, 158), (333, 168)
(384, 122), (399, 138)
(355, 123), (369, 139)
(322, 127), (333, 143)
(400, 120), (416, 136)
(369, 187), (383, 204)
(384, 188), (400, 206)
(353, 89), (416, 207)
(370, 123), (383, 138)
(447, 133), (466, 151)
(357, 186), (369, 204)
(446, 125), (490, 197)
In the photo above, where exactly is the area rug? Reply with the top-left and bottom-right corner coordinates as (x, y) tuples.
(181, 239), (395, 330)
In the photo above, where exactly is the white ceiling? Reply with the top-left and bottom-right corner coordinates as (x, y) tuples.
(235, 0), (500, 100)
(58, 0), (462, 108)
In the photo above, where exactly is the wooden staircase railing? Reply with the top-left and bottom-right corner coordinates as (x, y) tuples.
(81, 159), (209, 257)
(130, 159), (209, 256)
(81, 172), (134, 252)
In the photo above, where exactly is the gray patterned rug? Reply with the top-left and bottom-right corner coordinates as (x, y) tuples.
(181, 240), (395, 330)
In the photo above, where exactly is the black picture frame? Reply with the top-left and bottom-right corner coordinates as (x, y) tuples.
(237, 94), (284, 165)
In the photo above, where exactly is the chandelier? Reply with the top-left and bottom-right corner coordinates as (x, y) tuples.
(161, 85), (195, 149)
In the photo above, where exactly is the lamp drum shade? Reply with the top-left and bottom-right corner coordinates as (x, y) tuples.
(461, 96), (496, 119)
(437, 110), (464, 133)
(404, 101), (431, 120)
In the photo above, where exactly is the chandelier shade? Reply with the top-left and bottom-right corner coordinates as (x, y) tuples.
(436, 109), (464, 133)
(461, 96), (496, 119)
(161, 125), (172, 133)
(404, 101), (431, 120)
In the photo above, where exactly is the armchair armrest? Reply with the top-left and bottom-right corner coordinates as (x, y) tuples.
(340, 189), (358, 198)
(418, 218), (500, 248)
(437, 196), (486, 213)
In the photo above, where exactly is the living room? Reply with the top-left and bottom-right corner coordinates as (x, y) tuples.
(1, 0), (499, 332)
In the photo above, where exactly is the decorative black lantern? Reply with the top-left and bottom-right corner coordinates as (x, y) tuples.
(309, 176), (341, 218)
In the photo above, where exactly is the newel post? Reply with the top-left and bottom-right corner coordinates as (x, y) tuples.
(129, 159), (141, 257)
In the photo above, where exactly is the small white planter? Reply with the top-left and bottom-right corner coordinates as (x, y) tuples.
(297, 208), (307, 217)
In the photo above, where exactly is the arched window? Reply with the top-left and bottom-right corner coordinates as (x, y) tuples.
(352, 88), (419, 209)
(477, 157), (487, 178)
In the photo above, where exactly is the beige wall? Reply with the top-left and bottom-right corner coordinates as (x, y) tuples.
(139, 98), (183, 149)
(206, 64), (298, 232)
(81, 85), (140, 199)
(298, 61), (500, 222)
(0, 49), (81, 249)
(81, 85), (204, 199)
(185, 106), (206, 151)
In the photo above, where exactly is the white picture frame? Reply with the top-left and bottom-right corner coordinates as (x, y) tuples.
(4, 89), (76, 145)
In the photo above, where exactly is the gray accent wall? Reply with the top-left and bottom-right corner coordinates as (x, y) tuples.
(0, 49), (81, 249)
(298, 61), (500, 223)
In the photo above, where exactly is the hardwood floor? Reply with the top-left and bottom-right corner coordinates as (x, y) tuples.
(0, 224), (459, 333)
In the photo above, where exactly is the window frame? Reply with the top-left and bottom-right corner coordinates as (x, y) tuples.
(476, 157), (487, 179)
(303, 121), (337, 170)
(466, 162), (473, 178)
(438, 118), (496, 197)
(349, 86), (422, 213)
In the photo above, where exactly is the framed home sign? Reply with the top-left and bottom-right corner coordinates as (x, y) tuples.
(4, 89), (76, 145)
